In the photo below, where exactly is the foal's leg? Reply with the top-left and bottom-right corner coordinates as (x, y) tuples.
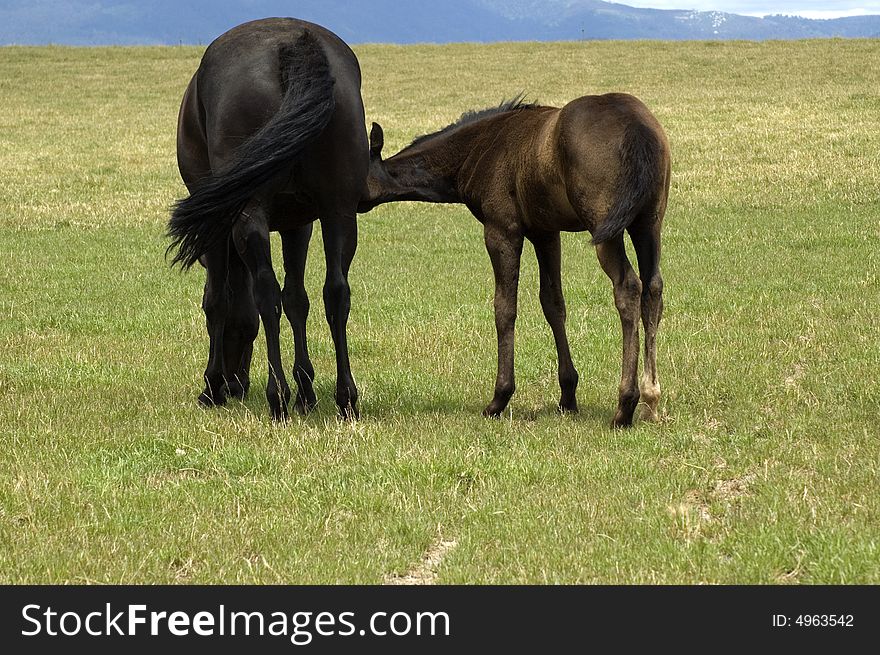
(280, 224), (318, 414)
(231, 202), (291, 420)
(319, 212), (359, 419)
(530, 231), (579, 413)
(483, 223), (524, 417)
(631, 222), (663, 421)
(221, 248), (258, 400)
(198, 243), (230, 407)
(596, 237), (642, 428)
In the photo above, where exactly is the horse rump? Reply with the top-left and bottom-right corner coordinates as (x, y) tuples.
(167, 29), (336, 269)
(590, 120), (665, 245)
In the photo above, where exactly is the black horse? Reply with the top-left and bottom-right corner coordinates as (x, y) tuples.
(360, 94), (670, 427)
(168, 18), (368, 420)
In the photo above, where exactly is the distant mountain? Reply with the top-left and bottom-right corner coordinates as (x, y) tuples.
(477, 0), (880, 39)
(2, 0), (880, 45)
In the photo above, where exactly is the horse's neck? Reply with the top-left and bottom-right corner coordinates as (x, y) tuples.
(389, 151), (450, 192)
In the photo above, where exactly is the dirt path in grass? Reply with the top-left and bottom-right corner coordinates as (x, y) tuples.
(385, 537), (458, 585)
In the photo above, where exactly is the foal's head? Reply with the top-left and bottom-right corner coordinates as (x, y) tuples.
(358, 122), (392, 213)
(358, 97), (539, 213)
(357, 121), (460, 211)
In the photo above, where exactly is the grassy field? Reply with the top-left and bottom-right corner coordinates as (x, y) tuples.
(0, 39), (878, 584)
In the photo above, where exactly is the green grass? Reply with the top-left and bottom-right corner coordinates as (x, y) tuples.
(1, 39), (879, 583)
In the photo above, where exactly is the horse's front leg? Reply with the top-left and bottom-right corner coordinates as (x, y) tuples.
(197, 243), (230, 407)
(197, 241), (259, 406)
(482, 222), (524, 417)
(221, 243), (259, 401)
(531, 230), (579, 413)
(231, 202), (291, 421)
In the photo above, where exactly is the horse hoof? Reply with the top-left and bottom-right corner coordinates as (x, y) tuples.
(295, 386), (318, 415)
(558, 400), (579, 415)
(226, 378), (250, 400)
(294, 394), (317, 415)
(338, 403), (359, 421)
(198, 390), (226, 407)
(611, 413), (634, 429)
(270, 404), (290, 422)
(481, 405), (503, 418)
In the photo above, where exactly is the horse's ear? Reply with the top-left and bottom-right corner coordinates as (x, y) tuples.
(369, 122), (384, 159)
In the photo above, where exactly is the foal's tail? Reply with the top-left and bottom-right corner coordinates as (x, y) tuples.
(167, 30), (336, 269)
(591, 121), (664, 245)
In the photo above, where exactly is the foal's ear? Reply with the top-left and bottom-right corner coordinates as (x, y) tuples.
(369, 122), (384, 159)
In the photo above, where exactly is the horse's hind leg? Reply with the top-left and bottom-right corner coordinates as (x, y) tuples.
(483, 223), (524, 417)
(231, 201), (291, 421)
(631, 221), (663, 422)
(280, 224), (318, 414)
(319, 210), (359, 419)
(596, 237), (642, 428)
(530, 231), (579, 413)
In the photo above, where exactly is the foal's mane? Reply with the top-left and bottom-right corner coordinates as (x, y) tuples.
(408, 94), (538, 148)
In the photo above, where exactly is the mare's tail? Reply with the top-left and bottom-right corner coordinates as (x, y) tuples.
(167, 30), (335, 269)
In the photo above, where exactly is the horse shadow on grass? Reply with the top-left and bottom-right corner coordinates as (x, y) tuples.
(211, 379), (613, 427)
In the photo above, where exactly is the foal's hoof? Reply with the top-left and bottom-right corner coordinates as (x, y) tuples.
(482, 388), (513, 418)
(198, 389), (227, 407)
(639, 405), (660, 423)
(611, 412), (634, 429)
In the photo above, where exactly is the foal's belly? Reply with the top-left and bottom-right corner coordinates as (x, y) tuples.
(518, 177), (586, 234)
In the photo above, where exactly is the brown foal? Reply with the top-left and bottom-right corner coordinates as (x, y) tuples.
(359, 94), (670, 427)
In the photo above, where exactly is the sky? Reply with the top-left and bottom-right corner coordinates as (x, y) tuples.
(621, 1), (880, 18)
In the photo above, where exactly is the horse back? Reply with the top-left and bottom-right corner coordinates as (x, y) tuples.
(513, 107), (586, 232)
